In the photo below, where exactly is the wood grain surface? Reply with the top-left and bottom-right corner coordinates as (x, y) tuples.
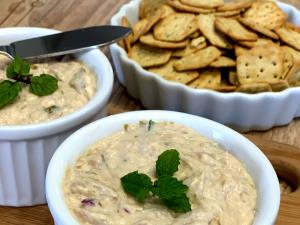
(0, 0), (300, 224)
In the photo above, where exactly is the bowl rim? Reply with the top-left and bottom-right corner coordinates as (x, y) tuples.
(46, 110), (280, 225)
(0, 27), (114, 140)
(110, 0), (300, 100)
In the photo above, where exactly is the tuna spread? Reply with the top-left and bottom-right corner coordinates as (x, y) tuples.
(63, 121), (257, 225)
(0, 56), (96, 125)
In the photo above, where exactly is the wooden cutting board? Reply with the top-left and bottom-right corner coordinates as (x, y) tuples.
(0, 136), (299, 225)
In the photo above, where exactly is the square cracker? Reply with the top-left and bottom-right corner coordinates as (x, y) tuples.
(154, 13), (197, 42)
(243, 1), (286, 30)
(174, 46), (222, 71)
(238, 18), (279, 40)
(217, 0), (253, 12)
(197, 14), (232, 49)
(281, 47), (294, 80)
(275, 25), (300, 51)
(167, 0), (215, 14)
(180, 0), (224, 9)
(215, 17), (258, 41)
(238, 38), (276, 48)
(236, 83), (272, 93)
(237, 44), (284, 85)
(148, 59), (199, 84)
(128, 43), (172, 68)
(140, 33), (189, 49)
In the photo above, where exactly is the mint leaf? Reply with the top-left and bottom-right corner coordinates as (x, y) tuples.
(121, 171), (153, 202)
(6, 56), (30, 79)
(156, 149), (180, 177)
(0, 80), (21, 109)
(152, 175), (188, 199)
(164, 194), (192, 213)
(29, 74), (58, 96)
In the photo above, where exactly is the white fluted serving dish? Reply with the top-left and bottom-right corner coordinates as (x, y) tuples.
(0, 27), (114, 206)
(46, 110), (280, 225)
(110, 0), (300, 132)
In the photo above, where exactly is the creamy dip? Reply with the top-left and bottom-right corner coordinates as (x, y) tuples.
(0, 56), (96, 125)
(63, 122), (257, 225)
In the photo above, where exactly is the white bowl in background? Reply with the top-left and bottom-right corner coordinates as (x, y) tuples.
(0, 27), (114, 206)
(110, 0), (300, 132)
(46, 110), (280, 225)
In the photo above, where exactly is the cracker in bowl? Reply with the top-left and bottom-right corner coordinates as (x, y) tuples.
(119, 0), (300, 94)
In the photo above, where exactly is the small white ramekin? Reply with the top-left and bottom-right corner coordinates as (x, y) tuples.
(46, 110), (280, 225)
(110, 0), (300, 132)
(0, 27), (114, 206)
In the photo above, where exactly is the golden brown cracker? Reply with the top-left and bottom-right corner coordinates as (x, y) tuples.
(217, 0), (253, 12)
(269, 80), (289, 92)
(188, 69), (221, 89)
(229, 70), (239, 86)
(197, 14), (233, 49)
(235, 45), (249, 57)
(149, 59), (199, 84)
(286, 61), (300, 85)
(140, 0), (168, 19)
(160, 4), (176, 18)
(173, 38), (207, 57)
(238, 17), (279, 40)
(128, 43), (172, 68)
(275, 25), (300, 51)
(243, 1), (286, 30)
(167, 0), (215, 13)
(215, 17), (258, 41)
(131, 19), (148, 44)
(237, 44), (284, 85)
(143, 8), (165, 35)
(180, 0), (224, 9)
(213, 10), (241, 17)
(285, 22), (300, 33)
(154, 13), (197, 42)
(281, 46), (300, 63)
(238, 38), (276, 48)
(210, 56), (236, 67)
(236, 83), (272, 93)
(140, 33), (189, 49)
(121, 16), (133, 52)
(281, 47), (294, 80)
(174, 46), (222, 71)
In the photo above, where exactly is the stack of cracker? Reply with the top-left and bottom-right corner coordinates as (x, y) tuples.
(119, 0), (300, 93)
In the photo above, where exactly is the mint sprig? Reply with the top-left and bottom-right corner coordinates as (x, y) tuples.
(30, 74), (58, 96)
(0, 81), (22, 109)
(156, 149), (180, 177)
(121, 171), (153, 203)
(121, 149), (191, 213)
(0, 56), (58, 109)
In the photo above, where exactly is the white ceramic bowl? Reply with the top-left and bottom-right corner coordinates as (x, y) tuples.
(0, 27), (114, 206)
(110, 0), (300, 132)
(46, 110), (280, 225)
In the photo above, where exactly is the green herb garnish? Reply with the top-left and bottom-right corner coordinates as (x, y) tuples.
(121, 171), (153, 203)
(156, 149), (180, 177)
(30, 74), (58, 96)
(0, 56), (58, 109)
(121, 149), (191, 213)
(147, 119), (155, 131)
